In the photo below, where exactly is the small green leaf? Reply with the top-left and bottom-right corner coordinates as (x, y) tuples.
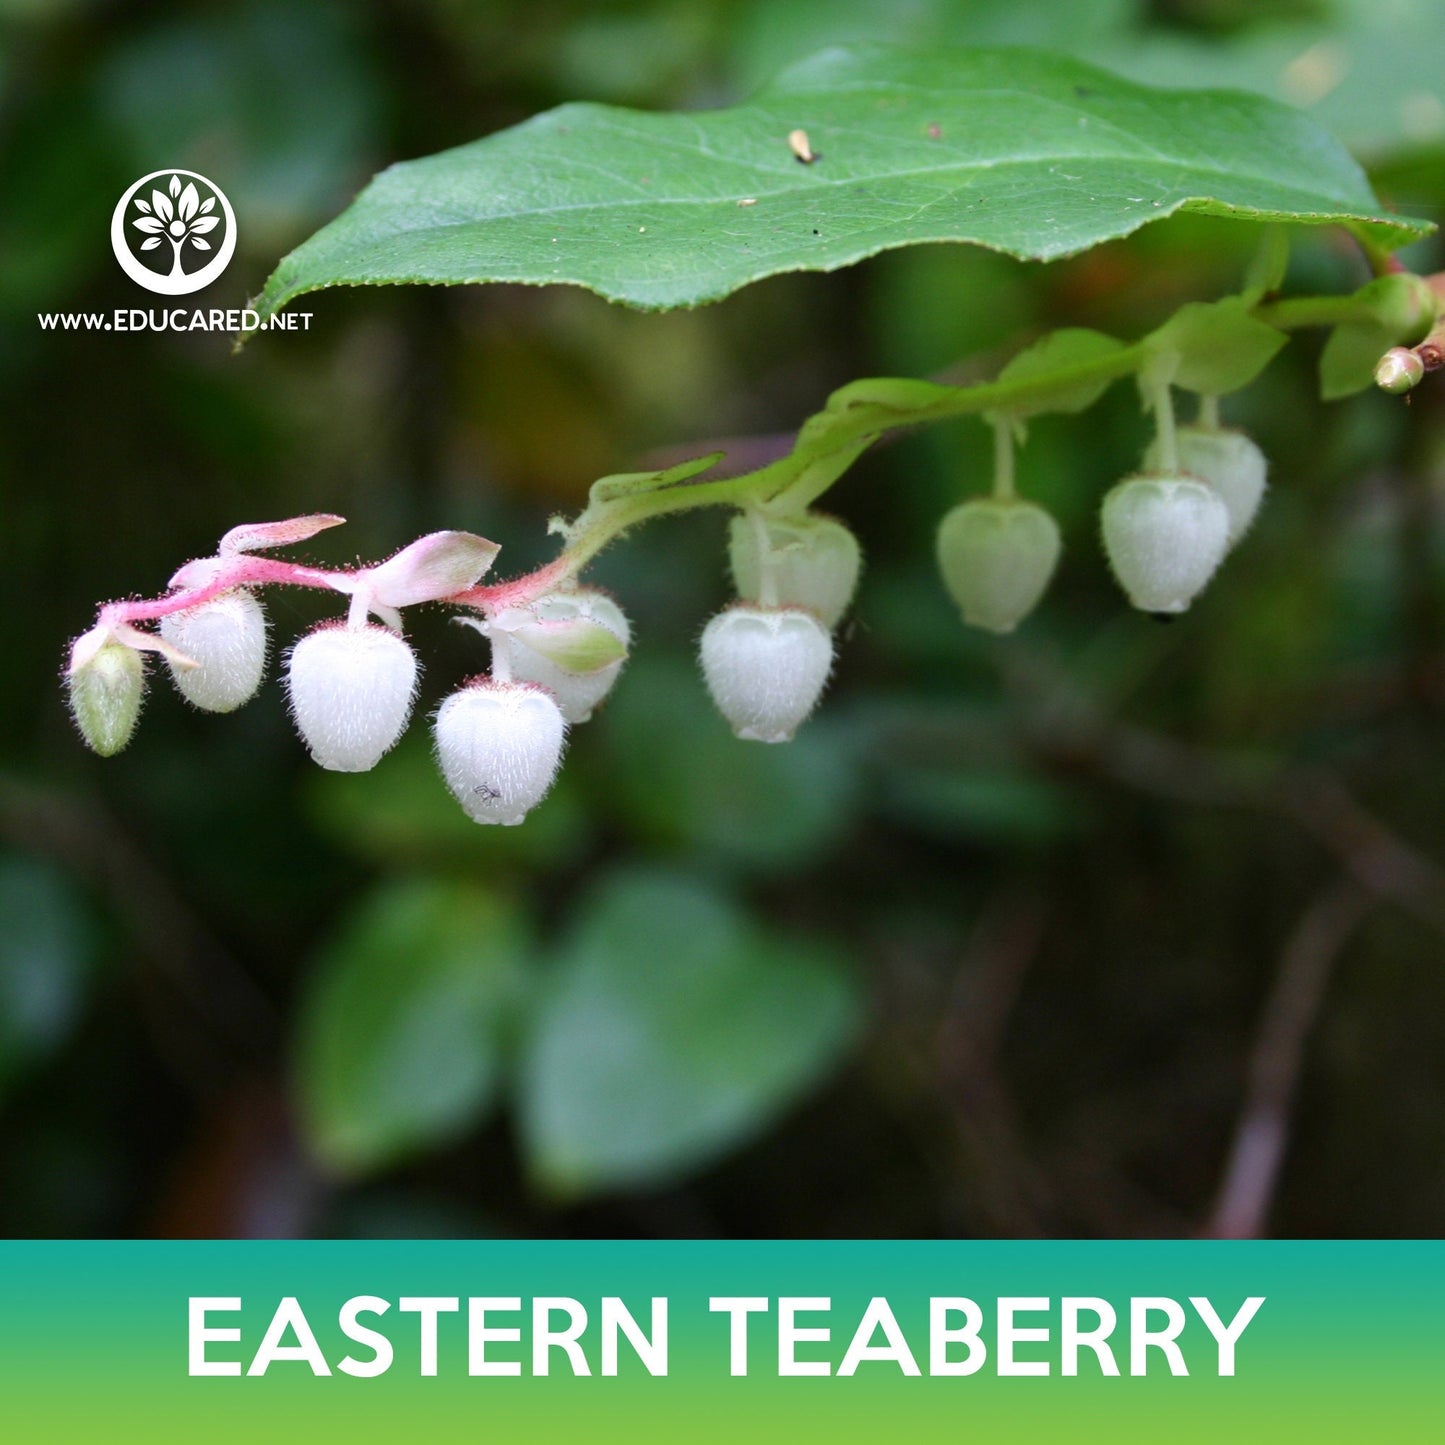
(991, 328), (1129, 419)
(582, 452), (724, 509)
(1320, 320), (1396, 400)
(506, 617), (627, 673)
(253, 44), (1429, 320)
(519, 869), (862, 1197)
(1146, 298), (1287, 395)
(1241, 225), (1289, 303)
(294, 878), (530, 1175)
(1319, 274), (1438, 400)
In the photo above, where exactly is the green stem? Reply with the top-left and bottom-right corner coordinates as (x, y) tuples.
(759, 443), (869, 517)
(1141, 355), (1180, 475)
(748, 507), (779, 607)
(1254, 294), (1388, 329)
(463, 280), (1423, 609)
(1197, 394), (1221, 431)
(992, 416), (1016, 501)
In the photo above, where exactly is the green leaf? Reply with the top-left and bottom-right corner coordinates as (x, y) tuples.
(0, 854), (97, 1098)
(1241, 225), (1289, 303)
(991, 328), (1128, 419)
(581, 452), (723, 509)
(253, 44), (1429, 319)
(505, 616), (627, 672)
(1319, 274), (1439, 400)
(519, 869), (862, 1197)
(1320, 320), (1398, 401)
(1146, 298), (1287, 396)
(294, 878), (530, 1176)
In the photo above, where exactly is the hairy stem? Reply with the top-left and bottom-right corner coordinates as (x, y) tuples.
(87, 274), (1445, 639)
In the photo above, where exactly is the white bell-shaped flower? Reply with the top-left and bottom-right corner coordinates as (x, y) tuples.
(159, 589), (268, 713)
(699, 604), (833, 743)
(68, 642), (144, 757)
(1145, 426), (1267, 545)
(728, 512), (862, 626)
(285, 623), (418, 771)
(491, 589), (630, 724)
(1102, 474), (1230, 614)
(433, 680), (566, 826)
(936, 498), (1061, 634)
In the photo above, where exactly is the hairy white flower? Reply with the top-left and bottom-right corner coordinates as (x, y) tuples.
(936, 498), (1061, 633)
(433, 680), (566, 826)
(1102, 474), (1230, 614)
(728, 512), (862, 626)
(1145, 426), (1268, 545)
(159, 589), (268, 712)
(491, 589), (631, 723)
(699, 604), (833, 743)
(68, 642), (144, 757)
(285, 624), (418, 772)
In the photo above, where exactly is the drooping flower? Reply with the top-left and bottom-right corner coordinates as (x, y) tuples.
(1101, 475), (1230, 614)
(483, 589), (631, 724)
(433, 680), (566, 825)
(1145, 426), (1268, 546)
(159, 589), (268, 713)
(67, 641), (145, 757)
(728, 512), (862, 627)
(699, 604), (833, 743)
(285, 624), (418, 771)
(936, 498), (1061, 633)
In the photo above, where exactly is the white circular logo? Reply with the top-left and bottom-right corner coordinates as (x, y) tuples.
(110, 169), (237, 296)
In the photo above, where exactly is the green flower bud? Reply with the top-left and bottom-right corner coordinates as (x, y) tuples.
(1145, 426), (1267, 545)
(1375, 347), (1425, 395)
(68, 642), (144, 757)
(935, 499), (1062, 634)
(1102, 474), (1230, 614)
(728, 513), (861, 626)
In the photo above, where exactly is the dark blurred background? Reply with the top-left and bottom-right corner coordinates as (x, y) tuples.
(2, 0), (1444, 1240)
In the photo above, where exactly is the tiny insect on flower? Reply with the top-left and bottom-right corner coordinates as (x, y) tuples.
(285, 623), (418, 772)
(433, 679), (567, 826)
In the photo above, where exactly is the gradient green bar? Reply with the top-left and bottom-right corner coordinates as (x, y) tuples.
(0, 1242), (1437, 1442)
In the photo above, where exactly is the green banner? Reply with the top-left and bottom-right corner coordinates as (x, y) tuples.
(0, 1241), (1436, 1441)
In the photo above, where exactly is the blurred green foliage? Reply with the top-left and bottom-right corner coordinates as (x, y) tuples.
(1, 0), (1444, 1240)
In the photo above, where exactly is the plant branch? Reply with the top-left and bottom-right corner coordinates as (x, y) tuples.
(84, 275), (1445, 637)
(1204, 882), (1369, 1239)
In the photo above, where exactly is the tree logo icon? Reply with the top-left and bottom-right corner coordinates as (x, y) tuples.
(110, 169), (237, 296)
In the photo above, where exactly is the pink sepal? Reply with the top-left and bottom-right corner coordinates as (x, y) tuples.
(218, 514), (346, 557)
(360, 531), (501, 610)
(68, 621), (199, 675)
